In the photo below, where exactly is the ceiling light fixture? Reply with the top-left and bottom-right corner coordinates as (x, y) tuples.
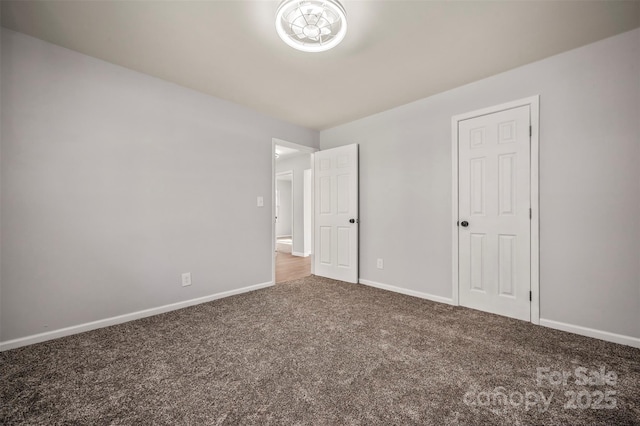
(275, 0), (347, 53)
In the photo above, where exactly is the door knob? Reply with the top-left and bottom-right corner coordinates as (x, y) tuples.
(349, 218), (358, 224)
(460, 221), (469, 227)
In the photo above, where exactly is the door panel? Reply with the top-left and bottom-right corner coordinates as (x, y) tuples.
(319, 227), (332, 265)
(498, 234), (516, 296)
(337, 227), (351, 267)
(470, 158), (486, 215)
(470, 233), (486, 291)
(314, 144), (358, 283)
(459, 105), (531, 321)
(499, 154), (516, 215)
(319, 176), (331, 214)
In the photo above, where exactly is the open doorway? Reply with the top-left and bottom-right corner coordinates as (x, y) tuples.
(273, 139), (316, 284)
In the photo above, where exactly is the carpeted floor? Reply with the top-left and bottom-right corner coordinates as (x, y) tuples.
(1, 275), (639, 425)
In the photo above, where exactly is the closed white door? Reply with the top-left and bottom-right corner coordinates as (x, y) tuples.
(314, 144), (358, 283)
(458, 105), (531, 321)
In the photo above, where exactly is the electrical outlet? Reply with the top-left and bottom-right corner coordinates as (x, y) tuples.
(377, 258), (384, 269)
(181, 272), (192, 287)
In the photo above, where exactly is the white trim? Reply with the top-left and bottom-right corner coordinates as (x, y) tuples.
(292, 251), (308, 257)
(451, 117), (459, 305)
(451, 95), (540, 324)
(529, 97), (540, 325)
(0, 281), (274, 352)
(272, 141), (277, 286)
(359, 279), (455, 306)
(540, 319), (640, 349)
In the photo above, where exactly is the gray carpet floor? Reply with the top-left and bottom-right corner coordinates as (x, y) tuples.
(1, 275), (639, 425)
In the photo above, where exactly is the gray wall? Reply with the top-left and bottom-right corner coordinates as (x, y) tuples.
(276, 154), (312, 255)
(0, 22), (3, 334)
(0, 29), (318, 342)
(320, 29), (640, 339)
(276, 178), (292, 237)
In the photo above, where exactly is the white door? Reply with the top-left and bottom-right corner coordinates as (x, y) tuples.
(303, 169), (312, 256)
(314, 144), (358, 283)
(458, 105), (531, 321)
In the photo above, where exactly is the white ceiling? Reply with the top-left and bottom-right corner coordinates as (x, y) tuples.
(2, 1), (639, 130)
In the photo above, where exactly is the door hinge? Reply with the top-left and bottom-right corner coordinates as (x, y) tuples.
(529, 291), (532, 301)
(529, 208), (532, 219)
(529, 126), (532, 137)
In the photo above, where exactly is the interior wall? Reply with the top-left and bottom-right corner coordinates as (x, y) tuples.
(0, 23), (3, 332)
(275, 154), (312, 256)
(320, 28), (640, 341)
(275, 178), (292, 237)
(0, 29), (319, 343)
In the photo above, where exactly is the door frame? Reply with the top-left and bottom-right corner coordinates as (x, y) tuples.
(451, 96), (540, 324)
(272, 138), (318, 285)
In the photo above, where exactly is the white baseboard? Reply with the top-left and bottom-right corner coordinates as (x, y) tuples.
(359, 278), (454, 305)
(0, 281), (274, 352)
(540, 318), (640, 349)
(292, 251), (308, 257)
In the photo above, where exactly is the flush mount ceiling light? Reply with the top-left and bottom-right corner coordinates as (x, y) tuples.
(275, 0), (347, 53)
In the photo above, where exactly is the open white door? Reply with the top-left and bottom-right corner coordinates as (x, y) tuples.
(314, 144), (358, 283)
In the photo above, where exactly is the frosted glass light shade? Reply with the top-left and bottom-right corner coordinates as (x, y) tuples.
(275, 0), (347, 52)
